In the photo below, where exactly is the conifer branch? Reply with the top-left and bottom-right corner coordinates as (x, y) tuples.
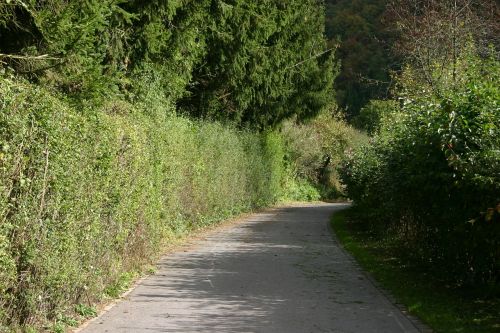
(0, 53), (61, 61)
(286, 47), (336, 70)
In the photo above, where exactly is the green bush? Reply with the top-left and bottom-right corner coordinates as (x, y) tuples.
(353, 100), (399, 135)
(339, 55), (500, 284)
(281, 175), (321, 202)
(0, 77), (285, 330)
(280, 112), (368, 200)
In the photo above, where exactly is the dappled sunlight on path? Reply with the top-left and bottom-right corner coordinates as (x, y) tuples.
(80, 204), (420, 333)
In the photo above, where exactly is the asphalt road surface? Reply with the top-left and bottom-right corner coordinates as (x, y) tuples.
(79, 203), (423, 333)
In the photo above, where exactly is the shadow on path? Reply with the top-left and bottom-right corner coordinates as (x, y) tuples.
(81, 203), (419, 333)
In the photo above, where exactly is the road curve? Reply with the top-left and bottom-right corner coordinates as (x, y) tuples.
(79, 203), (421, 333)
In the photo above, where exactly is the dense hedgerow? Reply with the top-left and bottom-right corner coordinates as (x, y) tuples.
(339, 55), (500, 284)
(0, 77), (285, 330)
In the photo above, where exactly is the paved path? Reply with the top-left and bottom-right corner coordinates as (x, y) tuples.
(80, 203), (421, 333)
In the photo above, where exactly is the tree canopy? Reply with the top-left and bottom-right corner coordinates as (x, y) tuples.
(324, 0), (398, 118)
(0, 0), (334, 129)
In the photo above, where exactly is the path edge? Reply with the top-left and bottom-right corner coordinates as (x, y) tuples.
(72, 204), (289, 332)
(327, 206), (434, 333)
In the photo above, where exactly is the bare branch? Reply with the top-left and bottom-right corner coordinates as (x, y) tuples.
(286, 46), (337, 70)
(0, 53), (61, 61)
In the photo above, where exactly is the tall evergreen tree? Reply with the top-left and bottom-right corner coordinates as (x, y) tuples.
(180, 0), (335, 128)
(0, 0), (334, 128)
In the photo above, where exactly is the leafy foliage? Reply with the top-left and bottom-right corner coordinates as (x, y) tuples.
(0, 77), (286, 330)
(353, 99), (399, 135)
(339, 54), (500, 284)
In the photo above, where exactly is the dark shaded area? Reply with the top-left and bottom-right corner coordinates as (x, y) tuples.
(324, 0), (399, 118)
(0, 6), (43, 69)
(334, 208), (500, 332)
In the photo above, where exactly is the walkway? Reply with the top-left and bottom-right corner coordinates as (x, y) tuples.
(80, 203), (421, 333)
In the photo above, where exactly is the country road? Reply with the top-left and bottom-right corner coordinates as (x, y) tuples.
(79, 203), (423, 333)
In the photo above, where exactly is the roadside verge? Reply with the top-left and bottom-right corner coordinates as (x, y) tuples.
(330, 208), (500, 333)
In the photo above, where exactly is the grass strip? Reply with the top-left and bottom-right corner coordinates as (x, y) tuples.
(331, 208), (500, 333)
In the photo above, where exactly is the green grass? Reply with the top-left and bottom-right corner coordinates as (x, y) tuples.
(104, 272), (138, 298)
(331, 208), (500, 333)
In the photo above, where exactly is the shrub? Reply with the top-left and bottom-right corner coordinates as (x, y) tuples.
(353, 100), (399, 135)
(339, 55), (500, 284)
(280, 112), (368, 199)
(0, 77), (285, 329)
